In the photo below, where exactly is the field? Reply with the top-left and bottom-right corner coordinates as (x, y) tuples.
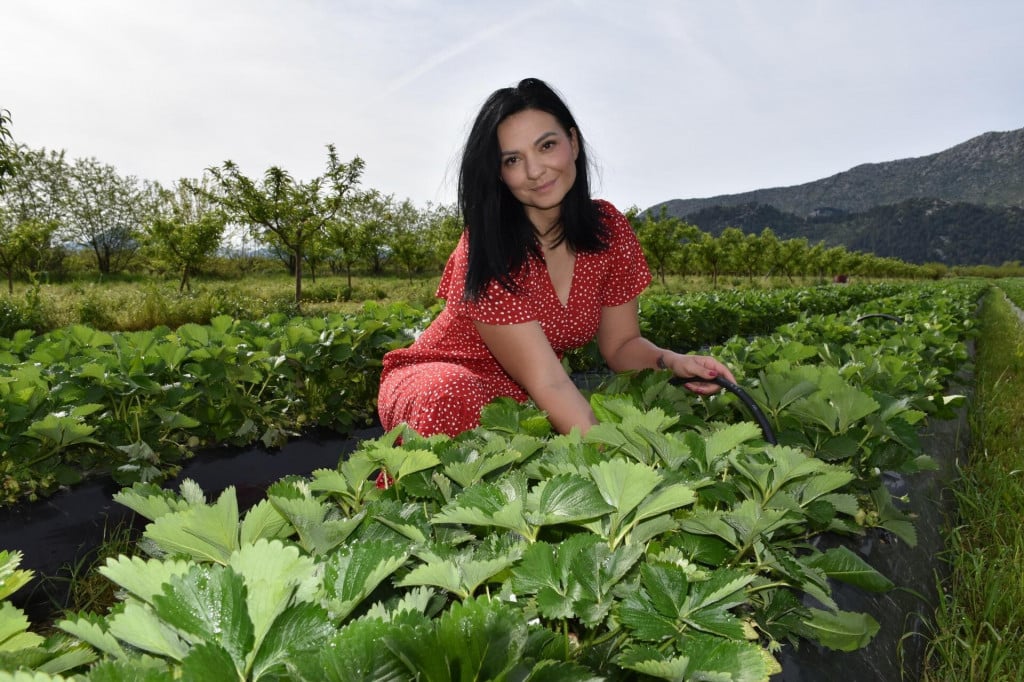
(0, 274), (1021, 680)
(0, 270), (860, 335)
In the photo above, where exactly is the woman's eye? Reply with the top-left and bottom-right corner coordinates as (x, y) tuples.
(541, 140), (556, 151)
(503, 156), (519, 166)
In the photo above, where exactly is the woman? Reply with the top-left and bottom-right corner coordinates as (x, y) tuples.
(377, 77), (734, 438)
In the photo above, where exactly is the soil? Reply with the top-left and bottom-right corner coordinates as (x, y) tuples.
(0, 424), (383, 624)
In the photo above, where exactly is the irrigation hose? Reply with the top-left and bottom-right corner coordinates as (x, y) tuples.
(854, 313), (904, 323)
(670, 374), (778, 445)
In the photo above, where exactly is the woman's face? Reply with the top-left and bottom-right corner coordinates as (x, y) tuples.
(497, 108), (579, 228)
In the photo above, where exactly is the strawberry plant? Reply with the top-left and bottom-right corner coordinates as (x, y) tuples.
(0, 282), (940, 507)
(37, 377), (907, 680)
(0, 550), (96, 676)
(0, 281), (985, 679)
(0, 302), (432, 506)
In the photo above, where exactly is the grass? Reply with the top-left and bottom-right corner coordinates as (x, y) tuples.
(28, 517), (142, 633)
(3, 273), (441, 333)
(922, 286), (1024, 681)
(2, 268), (883, 336)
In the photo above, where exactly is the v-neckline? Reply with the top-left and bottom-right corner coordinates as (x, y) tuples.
(542, 248), (576, 308)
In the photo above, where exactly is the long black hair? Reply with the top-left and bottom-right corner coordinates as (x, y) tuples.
(458, 77), (609, 301)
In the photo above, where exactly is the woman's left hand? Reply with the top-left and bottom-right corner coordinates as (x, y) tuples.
(663, 353), (736, 396)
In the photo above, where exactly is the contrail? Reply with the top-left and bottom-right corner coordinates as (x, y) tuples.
(379, 4), (549, 98)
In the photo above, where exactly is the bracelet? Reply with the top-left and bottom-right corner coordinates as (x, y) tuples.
(656, 354), (667, 370)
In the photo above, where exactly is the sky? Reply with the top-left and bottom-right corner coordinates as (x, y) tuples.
(3, 0), (1023, 213)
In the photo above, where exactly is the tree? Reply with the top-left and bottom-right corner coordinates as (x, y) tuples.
(420, 202), (462, 272)
(208, 145), (364, 305)
(772, 237), (810, 283)
(735, 231), (767, 283)
(302, 229), (332, 284)
(0, 146), (70, 282)
(634, 208), (697, 285)
(757, 228), (780, 278)
(325, 189), (388, 289)
(0, 108), (15, 192)
(145, 177), (227, 292)
(692, 232), (727, 287)
(822, 245), (852, 279)
(805, 241), (827, 280)
(388, 198), (432, 279)
(716, 227), (746, 279)
(0, 210), (57, 292)
(0, 146), (68, 225)
(63, 157), (151, 275)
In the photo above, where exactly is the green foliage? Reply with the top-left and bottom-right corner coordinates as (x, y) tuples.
(922, 284), (1024, 681)
(0, 108), (14, 192)
(0, 302), (431, 506)
(32, 373), (907, 678)
(207, 146), (365, 305)
(0, 551), (97, 676)
(634, 207), (700, 284)
(144, 178), (227, 293)
(0, 279), (985, 678)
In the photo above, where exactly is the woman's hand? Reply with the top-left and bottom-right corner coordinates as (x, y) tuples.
(660, 352), (736, 396)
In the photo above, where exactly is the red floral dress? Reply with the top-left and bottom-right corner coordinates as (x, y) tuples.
(377, 200), (652, 437)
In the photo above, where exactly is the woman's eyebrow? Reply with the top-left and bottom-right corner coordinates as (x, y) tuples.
(532, 130), (559, 146)
(501, 131), (560, 157)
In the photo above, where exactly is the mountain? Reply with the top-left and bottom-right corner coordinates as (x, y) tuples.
(648, 126), (1024, 265)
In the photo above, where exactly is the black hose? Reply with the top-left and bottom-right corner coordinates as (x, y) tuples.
(670, 374), (778, 445)
(854, 313), (904, 324)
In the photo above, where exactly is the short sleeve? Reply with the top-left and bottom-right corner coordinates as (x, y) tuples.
(596, 201), (652, 307)
(437, 233), (539, 325)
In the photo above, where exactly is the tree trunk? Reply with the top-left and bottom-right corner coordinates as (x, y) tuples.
(294, 241), (303, 307)
(93, 242), (111, 275)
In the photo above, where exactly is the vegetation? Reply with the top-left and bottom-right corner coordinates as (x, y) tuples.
(0, 129), (968, 329)
(1, 106), (1022, 679)
(0, 109), (14, 194)
(0, 280), (982, 679)
(0, 301), (432, 506)
(923, 281), (1024, 681)
(673, 199), (1024, 268)
(651, 125), (1024, 268)
(206, 146), (365, 306)
(0, 282), (902, 508)
(146, 178), (228, 292)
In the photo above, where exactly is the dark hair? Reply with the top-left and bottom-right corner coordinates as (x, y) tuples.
(458, 77), (609, 301)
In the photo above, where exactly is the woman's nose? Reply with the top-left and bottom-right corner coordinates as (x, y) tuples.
(524, 155), (543, 179)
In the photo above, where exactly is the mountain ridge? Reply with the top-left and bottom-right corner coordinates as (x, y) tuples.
(651, 127), (1024, 218)
(647, 126), (1024, 266)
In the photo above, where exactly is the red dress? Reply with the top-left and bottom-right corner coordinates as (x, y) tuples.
(377, 200), (652, 437)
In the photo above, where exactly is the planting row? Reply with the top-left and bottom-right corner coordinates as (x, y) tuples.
(1, 283), (900, 507)
(0, 281), (984, 679)
(998, 276), (1024, 311)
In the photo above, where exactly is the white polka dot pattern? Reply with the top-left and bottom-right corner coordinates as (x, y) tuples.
(377, 199), (652, 437)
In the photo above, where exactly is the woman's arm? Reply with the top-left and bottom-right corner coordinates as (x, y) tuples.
(474, 320), (598, 434)
(597, 299), (736, 395)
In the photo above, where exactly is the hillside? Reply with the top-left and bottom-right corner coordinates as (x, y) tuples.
(647, 126), (1024, 265)
(681, 199), (1024, 266)
(652, 127), (1024, 218)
